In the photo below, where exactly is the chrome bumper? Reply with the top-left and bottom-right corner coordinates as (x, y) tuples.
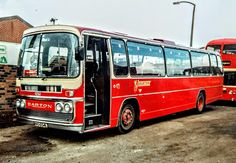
(18, 116), (84, 133)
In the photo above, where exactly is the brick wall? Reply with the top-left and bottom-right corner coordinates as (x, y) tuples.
(0, 16), (32, 43)
(0, 65), (17, 124)
(0, 16), (32, 125)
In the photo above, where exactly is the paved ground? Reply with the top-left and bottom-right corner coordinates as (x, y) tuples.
(1, 102), (236, 163)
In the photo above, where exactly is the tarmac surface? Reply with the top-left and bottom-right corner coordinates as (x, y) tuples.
(1, 101), (236, 163)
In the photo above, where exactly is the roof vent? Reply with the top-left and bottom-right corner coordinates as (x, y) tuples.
(153, 38), (175, 45)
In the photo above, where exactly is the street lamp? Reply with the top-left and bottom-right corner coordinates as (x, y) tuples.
(173, 1), (196, 47)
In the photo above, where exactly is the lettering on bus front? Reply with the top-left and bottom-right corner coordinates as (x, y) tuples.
(27, 102), (53, 109)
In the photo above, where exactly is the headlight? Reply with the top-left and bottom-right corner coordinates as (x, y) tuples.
(55, 102), (73, 113)
(55, 103), (63, 112)
(20, 100), (25, 108)
(64, 103), (72, 113)
(16, 100), (21, 108)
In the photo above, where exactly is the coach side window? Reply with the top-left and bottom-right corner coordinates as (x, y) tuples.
(164, 48), (191, 76)
(191, 52), (211, 76)
(111, 39), (128, 76)
(127, 42), (165, 76)
(210, 54), (218, 75)
(216, 55), (223, 75)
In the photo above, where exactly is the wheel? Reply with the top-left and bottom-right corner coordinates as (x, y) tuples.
(118, 104), (136, 134)
(196, 92), (205, 113)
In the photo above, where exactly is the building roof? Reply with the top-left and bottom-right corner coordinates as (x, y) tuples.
(0, 15), (33, 28)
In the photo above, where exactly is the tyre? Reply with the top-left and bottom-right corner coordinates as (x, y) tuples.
(196, 92), (205, 113)
(118, 104), (136, 134)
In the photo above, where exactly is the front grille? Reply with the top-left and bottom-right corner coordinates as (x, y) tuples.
(21, 85), (61, 92)
(17, 108), (73, 122)
(224, 72), (236, 86)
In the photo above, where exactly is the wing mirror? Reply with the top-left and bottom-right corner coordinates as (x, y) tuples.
(17, 65), (23, 78)
(75, 47), (84, 61)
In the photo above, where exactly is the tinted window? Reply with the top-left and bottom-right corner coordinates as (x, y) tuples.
(127, 42), (165, 76)
(164, 48), (191, 76)
(223, 44), (236, 54)
(191, 51), (210, 76)
(111, 39), (128, 76)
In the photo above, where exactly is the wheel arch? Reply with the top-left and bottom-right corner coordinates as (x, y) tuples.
(196, 89), (206, 102)
(116, 97), (140, 127)
(195, 89), (206, 113)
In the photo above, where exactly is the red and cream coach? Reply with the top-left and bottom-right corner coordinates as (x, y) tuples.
(16, 25), (223, 133)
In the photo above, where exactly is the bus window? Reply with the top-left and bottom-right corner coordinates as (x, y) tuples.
(111, 39), (128, 76)
(21, 35), (41, 77)
(206, 45), (221, 53)
(223, 44), (236, 54)
(164, 48), (191, 76)
(191, 52), (211, 76)
(127, 42), (165, 76)
(216, 55), (223, 75)
(210, 54), (218, 75)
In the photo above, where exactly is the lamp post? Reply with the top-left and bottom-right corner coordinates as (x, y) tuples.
(173, 1), (196, 47)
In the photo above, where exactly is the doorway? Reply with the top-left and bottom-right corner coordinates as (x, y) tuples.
(84, 35), (110, 129)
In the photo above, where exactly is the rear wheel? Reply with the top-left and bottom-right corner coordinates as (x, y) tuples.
(196, 92), (205, 113)
(118, 104), (136, 134)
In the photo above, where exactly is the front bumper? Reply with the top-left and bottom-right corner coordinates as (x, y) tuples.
(18, 115), (84, 133)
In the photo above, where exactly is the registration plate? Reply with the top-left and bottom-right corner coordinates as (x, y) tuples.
(35, 122), (48, 128)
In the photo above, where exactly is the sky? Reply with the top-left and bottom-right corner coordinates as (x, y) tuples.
(0, 0), (236, 48)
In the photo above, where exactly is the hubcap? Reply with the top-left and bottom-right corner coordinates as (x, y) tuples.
(121, 108), (133, 129)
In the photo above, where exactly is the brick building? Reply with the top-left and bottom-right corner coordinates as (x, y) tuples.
(0, 15), (33, 43)
(0, 16), (32, 125)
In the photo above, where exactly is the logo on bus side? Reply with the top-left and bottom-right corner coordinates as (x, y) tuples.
(134, 80), (151, 92)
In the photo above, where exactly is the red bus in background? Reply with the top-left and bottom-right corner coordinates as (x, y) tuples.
(206, 39), (236, 101)
(16, 25), (223, 134)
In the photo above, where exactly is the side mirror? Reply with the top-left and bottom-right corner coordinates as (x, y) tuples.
(75, 47), (84, 61)
(17, 65), (23, 77)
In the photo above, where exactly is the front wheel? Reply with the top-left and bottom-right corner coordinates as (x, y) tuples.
(196, 92), (205, 113)
(118, 104), (136, 134)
